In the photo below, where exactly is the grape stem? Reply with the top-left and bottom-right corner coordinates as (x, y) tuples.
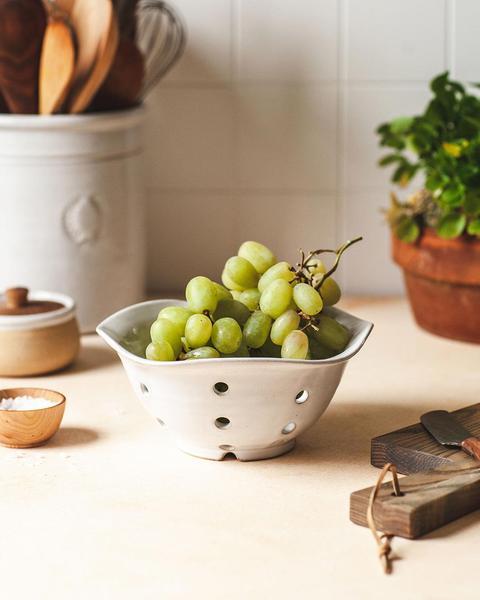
(293, 236), (363, 289)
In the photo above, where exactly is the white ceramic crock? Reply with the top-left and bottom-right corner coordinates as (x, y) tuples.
(98, 299), (373, 462)
(0, 108), (146, 332)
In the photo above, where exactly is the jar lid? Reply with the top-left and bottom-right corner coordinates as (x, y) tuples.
(0, 289), (75, 331)
(0, 287), (64, 316)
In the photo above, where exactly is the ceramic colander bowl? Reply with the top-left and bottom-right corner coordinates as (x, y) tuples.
(97, 299), (373, 461)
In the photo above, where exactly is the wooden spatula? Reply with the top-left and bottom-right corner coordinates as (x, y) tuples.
(0, 0), (46, 114)
(114, 0), (139, 40)
(39, 14), (76, 114)
(89, 37), (144, 111)
(66, 0), (119, 114)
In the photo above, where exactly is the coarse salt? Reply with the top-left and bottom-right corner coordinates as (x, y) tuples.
(0, 396), (58, 411)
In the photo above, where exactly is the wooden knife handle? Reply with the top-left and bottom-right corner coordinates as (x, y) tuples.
(461, 437), (480, 461)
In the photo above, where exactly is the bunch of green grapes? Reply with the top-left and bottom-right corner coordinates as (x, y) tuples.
(145, 239), (359, 362)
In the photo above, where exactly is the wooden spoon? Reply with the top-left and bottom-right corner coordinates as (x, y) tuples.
(0, 0), (46, 114)
(39, 14), (76, 114)
(0, 91), (9, 113)
(114, 0), (139, 40)
(66, 0), (119, 114)
(89, 37), (144, 111)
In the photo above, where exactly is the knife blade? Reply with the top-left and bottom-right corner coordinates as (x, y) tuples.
(421, 410), (480, 461)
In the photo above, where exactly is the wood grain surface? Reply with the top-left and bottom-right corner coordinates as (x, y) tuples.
(0, 388), (65, 448)
(350, 403), (480, 539)
(39, 16), (76, 114)
(371, 403), (480, 474)
(0, 0), (46, 113)
(350, 464), (480, 539)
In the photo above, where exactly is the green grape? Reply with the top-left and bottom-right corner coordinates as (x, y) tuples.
(158, 306), (193, 336)
(145, 340), (175, 361)
(122, 324), (151, 357)
(270, 309), (300, 345)
(238, 288), (261, 311)
(259, 279), (293, 319)
(221, 269), (244, 291)
(258, 261), (295, 293)
(238, 241), (276, 274)
(281, 330), (309, 359)
(307, 335), (336, 360)
(309, 316), (351, 352)
(213, 298), (250, 326)
(150, 318), (182, 356)
(256, 337), (282, 358)
(231, 290), (242, 300)
(243, 311), (272, 349)
(224, 256), (259, 289)
(221, 339), (250, 358)
(320, 277), (341, 306)
(212, 282), (233, 301)
(185, 276), (218, 314)
(293, 283), (323, 316)
(303, 258), (326, 277)
(184, 346), (220, 360)
(211, 317), (242, 354)
(185, 314), (212, 348)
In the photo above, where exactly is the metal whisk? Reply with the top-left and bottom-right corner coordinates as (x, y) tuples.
(136, 0), (186, 97)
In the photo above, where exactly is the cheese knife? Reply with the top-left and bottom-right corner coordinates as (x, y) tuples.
(421, 410), (480, 461)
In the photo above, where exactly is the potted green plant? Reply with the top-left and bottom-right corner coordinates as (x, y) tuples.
(376, 72), (480, 343)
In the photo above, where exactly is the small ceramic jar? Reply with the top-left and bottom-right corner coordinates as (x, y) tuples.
(0, 287), (80, 377)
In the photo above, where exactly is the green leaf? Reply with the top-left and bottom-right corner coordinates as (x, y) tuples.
(467, 218), (480, 236)
(441, 183), (466, 206)
(378, 154), (402, 167)
(390, 116), (414, 135)
(430, 72), (449, 95)
(436, 213), (467, 239)
(395, 217), (420, 243)
(465, 194), (480, 216)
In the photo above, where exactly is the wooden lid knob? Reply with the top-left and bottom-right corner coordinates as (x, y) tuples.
(5, 287), (29, 309)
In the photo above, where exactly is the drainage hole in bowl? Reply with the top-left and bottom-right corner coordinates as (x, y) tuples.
(282, 422), (296, 435)
(219, 444), (235, 451)
(140, 383), (149, 395)
(213, 382), (229, 395)
(215, 417), (231, 429)
(295, 390), (309, 404)
(157, 418), (165, 426)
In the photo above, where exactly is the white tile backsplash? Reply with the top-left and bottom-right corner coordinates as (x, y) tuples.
(145, 87), (234, 189)
(146, 190), (238, 291)
(145, 0), (460, 294)
(163, 0), (232, 84)
(233, 193), (337, 261)
(454, 0), (480, 80)
(236, 85), (337, 191)
(342, 192), (404, 295)
(344, 86), (430, 190)
(346, 0), (446, 81)
(237, 0), (338, 82)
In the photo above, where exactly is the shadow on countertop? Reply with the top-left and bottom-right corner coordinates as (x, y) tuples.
(60, 343), (118, 376)
(48, 427), (100, 448)
(276, 399), (436, 468)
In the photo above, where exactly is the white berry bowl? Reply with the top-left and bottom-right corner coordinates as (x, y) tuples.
(97, 299), (373, 461)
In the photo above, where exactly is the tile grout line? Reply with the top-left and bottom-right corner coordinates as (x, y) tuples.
(445, 0), (456, 76)
(335, 0), (349, 290)
(231, 0), (241, 245)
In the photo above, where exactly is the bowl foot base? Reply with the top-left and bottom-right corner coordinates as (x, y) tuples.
(177, 439), (296, 462)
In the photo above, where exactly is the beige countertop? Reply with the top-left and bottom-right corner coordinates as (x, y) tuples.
(1, 298), (479, 600)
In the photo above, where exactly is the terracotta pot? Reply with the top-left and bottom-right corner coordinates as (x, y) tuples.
(392, 228), (480, 343)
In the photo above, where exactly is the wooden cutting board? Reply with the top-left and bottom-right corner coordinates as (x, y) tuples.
(350, 403), (480, 539)
(371, 403), (480, 474)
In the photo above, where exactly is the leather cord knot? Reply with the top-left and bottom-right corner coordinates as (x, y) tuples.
(366, 463), (402, 575)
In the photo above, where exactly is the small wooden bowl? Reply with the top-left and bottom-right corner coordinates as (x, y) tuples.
(0, 388), (66, 448)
